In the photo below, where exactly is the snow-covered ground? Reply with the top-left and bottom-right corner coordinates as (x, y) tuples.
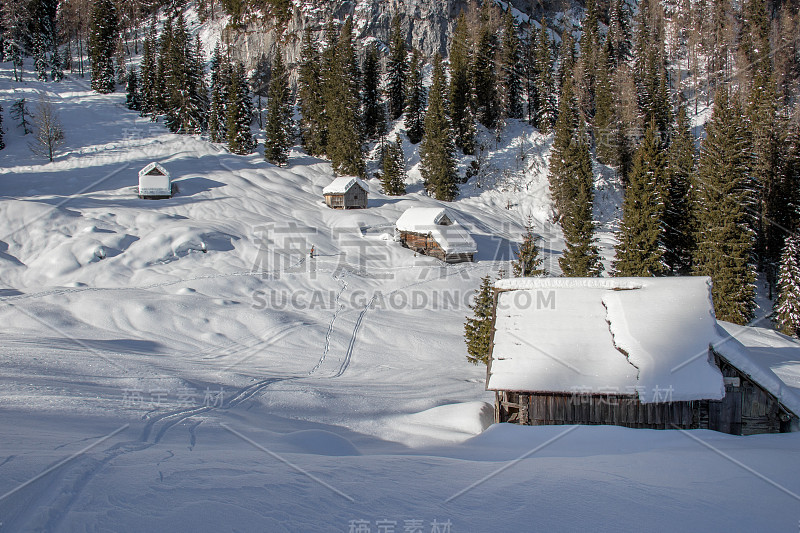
(2, 62), (800, 532)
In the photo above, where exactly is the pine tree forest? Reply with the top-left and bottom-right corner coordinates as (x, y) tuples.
(4, 0), (800, 329)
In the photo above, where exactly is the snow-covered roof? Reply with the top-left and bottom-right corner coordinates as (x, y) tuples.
(322, 176), (369, 195)
(138, 162), (170, 179)
(714, 321), (800, 417)
(395, 207), (477, 254)
(488, 277), (727, 404)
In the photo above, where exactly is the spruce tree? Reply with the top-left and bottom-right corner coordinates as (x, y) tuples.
(513, 217), (547, 277)
(126, 68), (141, 111)
(594, 39), (616, 165)
(11, 98), (32, 135)
(226, 61), (256, 155)
(577, 0), (600, 125)
(264, 47), (293, 166)
(693, 90), (756, 325)
(208, 45), (228, 143)
(361, 42), (386, 142)
(88, 0), (119, 94)
(607, 0), (632, 65)
(549, 68), (578, 220)
(534, 21), (556, 133)
(449, 12), (476, 155)
(464, 274), (495, 366)
(776, 232), (800, 338)
(387, 14), (408, 121)
(419, 54), (458, 202)
(50, 48), (63, 82)
(298, 27), (326, 155)
(33, 34), (48, 81)
(405, 49), (425, 145)
(139, 26), (158, 117)
(663, 103), (696, 274)
(613, 118), (666, 276)
(324, 18), (365, 177)
(559, 126), (604, 277)
(380, 137), (407, 196)
(474, 20), (499, 129)
(500, 11), (523, 120)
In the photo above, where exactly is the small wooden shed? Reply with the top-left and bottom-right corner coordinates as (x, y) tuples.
(138, 162), (172, 199)
(395, 207), (477, 263)
(486, 277), (799, 435)
(323, 176), (369, 209)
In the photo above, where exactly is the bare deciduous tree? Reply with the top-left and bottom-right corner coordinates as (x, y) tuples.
(29, 96), (65, 162)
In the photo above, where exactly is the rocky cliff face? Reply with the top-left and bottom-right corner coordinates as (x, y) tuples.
(222, 0), (538, 76)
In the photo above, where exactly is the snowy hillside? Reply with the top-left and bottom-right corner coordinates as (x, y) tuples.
(2, 56), (800, 532)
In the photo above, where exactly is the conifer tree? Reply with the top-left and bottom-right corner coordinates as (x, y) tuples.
(50, 48), (63, 82)
(613, 118), (666, 276)
(33, 34), (48, 81)
(88, 0), (119, 93)
(405, 49), (425, 144)
(264, 47), (293, 166)
(380, 137), (407, 196)
(449, 12), (476, 154)
(298, 27), (326, 155)
(387, 14), (408, 121)
(534, 21), (556, 133)
(11, 98), (32, 135)
(464, 274), (495, 366)
(126, 68), (141, 111)
(776, 232), (800, 338)
(226, 61), (256, 155)
(361, 42), (386, 142)
(420, 54), (458, 202)
(500, 11), (523, 120)
(474, 19), (499, 129)
(577, 0), (600, 124)
(693, 90), (756, 324)
(139, 26), (158, 117)
(594, 40), (616, 165)
(513, 217), (547, 277)
(607, 0), (632, 66)
(559, 126), (604, 277)
(549, 68), (578, 219)
(324, 18), (365, 177)
(663, 103), (696, 274)
(208, 45), (229, 143)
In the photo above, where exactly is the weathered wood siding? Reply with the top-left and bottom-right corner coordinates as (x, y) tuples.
(496, 391), (695, 429)
(398, 231), (474, 263)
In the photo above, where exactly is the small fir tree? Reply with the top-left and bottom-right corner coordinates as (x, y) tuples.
(405, 49), (425, 144)
(226, 61), (256, 155)
(88, 0), (119, 94)
(449, 12), (476, 155)
(386, 14), (408, 121)
(33, 35), (48, 81)
(264, 47), (293, 166)
(50, 48), (63, 82)
(126, 68), (141, 111)
(419, 54), (458, 202)
(11, 98), (33, 135)
(513, 217), (547, 277)
(776, 232), (800, 338)
(464, 274), (495, 366)
(208, 45), (229, 143)
(613, 119), (667, 276)
(361, 42), (386, 142)
(380, 137), (407, 196)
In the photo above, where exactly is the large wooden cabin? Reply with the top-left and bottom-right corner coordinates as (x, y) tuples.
(486, 277), (799, 435)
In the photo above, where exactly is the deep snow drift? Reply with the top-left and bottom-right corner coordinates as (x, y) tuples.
(2, 63), (800, 532)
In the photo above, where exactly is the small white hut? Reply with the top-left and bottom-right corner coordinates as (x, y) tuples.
(138, 162), (172, 199)
(395, 207), (477, 263)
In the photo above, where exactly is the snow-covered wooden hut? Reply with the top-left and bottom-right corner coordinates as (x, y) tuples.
(138, 162), (172, 199)
(486, 276), (800, 435)
(322, 176), (369, 209)
(395, 207), (477, 263)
